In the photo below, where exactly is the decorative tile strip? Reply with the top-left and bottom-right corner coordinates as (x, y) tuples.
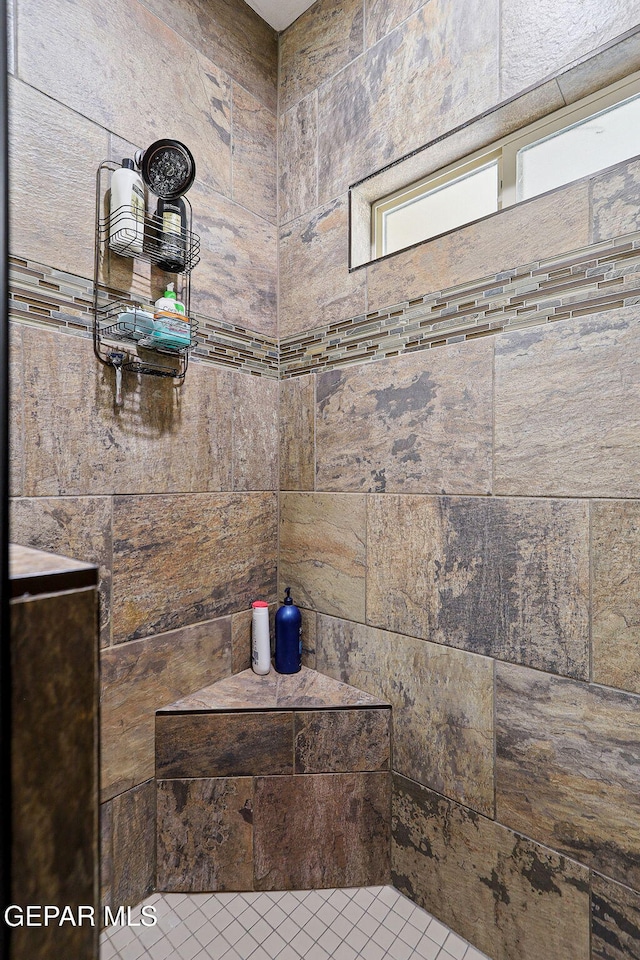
(8, 256), (279, 380)
(280, 231), (640, 378)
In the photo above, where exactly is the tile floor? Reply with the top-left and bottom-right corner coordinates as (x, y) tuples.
(100, 885), (491, 960)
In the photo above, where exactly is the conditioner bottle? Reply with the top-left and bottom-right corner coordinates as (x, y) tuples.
(275, 587), (301, 674)
(109, 158), (145, 256)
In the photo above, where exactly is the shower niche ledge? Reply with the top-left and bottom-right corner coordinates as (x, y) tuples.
(155, 666), (391, 893)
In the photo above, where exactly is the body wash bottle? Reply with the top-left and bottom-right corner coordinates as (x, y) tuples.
(109, 158), (145, 255)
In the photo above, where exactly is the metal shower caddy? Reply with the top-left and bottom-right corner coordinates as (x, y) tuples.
(93, 159), (201, 382)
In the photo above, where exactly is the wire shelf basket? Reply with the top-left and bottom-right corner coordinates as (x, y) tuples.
(98, 203), (201, 274)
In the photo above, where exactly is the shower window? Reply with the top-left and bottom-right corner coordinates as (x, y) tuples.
(371, 72), (640, 259)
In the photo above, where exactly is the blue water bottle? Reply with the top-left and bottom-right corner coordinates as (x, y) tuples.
(275, 587), (302, 674)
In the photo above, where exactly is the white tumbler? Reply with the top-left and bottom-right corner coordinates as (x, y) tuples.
(251, 601), (271, 675)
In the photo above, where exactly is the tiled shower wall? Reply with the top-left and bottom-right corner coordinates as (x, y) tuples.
(277, 2), (640, 959)
(8, 0), (280, 912)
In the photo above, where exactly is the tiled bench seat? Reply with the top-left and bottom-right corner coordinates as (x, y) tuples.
(155, 666), (391, 893)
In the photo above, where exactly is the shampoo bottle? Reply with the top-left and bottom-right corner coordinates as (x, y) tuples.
(109, 158), (145, 256)
(275, 587), (302, 674)
(155, 197), (187, 272)
(252, 601), (271, 675)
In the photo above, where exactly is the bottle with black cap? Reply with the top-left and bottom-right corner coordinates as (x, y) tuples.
(109, 158), (145, 256)
(275, 587), (302, 674)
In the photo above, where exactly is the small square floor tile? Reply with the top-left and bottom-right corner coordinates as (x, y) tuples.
(427, 919), (449, 946)
(444, 931), (469, 959)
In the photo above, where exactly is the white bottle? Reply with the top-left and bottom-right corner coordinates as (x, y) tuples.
(251, 601), (271, 675)
(109, 158), (145, 256)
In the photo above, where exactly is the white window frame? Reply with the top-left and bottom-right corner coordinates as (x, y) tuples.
(372, 71), (640, 260)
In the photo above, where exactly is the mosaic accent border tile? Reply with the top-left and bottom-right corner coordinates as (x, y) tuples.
(280, 231), (640, 378)
(8, 256), (279, 380)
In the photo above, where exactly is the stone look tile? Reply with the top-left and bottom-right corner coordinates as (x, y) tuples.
(392, 774), (590, 960)
(9, 322), (23, 497)
(317, 616), (494, 815)
(9, 77), (107, 278)
(364, 0), (426, 47)
(495, 307), (640, 497)
(112, 780), (156, 908)
(156, 777), (254, 892)
(21, 325), (234, 497)
(279, 196), (366, 339)
(279, 0), (364, 113)
(499, 0), (640, 101)
(317, 0), (499, 203)
(279, 493), (366, 621)
(100, 801), (113, 914)
(367, 496), (589, 678)
(100, 618), (231, 800)
(139, 0), (278, 111)
(18, 0), (232, 196)
(190, 179), (277, 337)
(156, 712), (294, 778)
(280, 374), (315, 491)
(232, 83), (277, 224)
(279, 94), (318, 225)
(591, 157), (640, 241)
(294, 709), (390, 774)
(592, 873), (640, 960)
(233, 374), (279, 491)
(11, 588), (98, 960)
(558, 32), (640, 105)
(592, 501), (640, 695)
(316, 340), (493, 494)
(300, 607), (317, 669)
(367, 182), (590, 312)
(10, 496), (113, 646)
(231, 607), (253, 674)
(496, 663), (640, 889)
(112, 492), (277, 641)
(254, 773), (390, 889)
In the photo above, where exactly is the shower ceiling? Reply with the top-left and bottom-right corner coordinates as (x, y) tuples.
(244, 0), (316, 31)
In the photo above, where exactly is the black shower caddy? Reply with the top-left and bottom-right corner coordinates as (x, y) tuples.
(93, 159), (201, 381)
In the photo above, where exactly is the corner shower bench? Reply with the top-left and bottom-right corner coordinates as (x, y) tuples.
(155, 666), (391, 892)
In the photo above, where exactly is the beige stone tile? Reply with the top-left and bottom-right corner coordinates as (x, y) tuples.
(367, 495), (589, 678)
(392, 774), (590, 960)
(100, 801), (113, 914)
(592, 501), (640, 695)
(279, 196), (366, 338)
(317, 0), (499, 204)
(592, 873), (640, 960)
(496, 662), (640, 889)
(233, 373), (278, 491)
(139, 0), (277, 111)
(499, 0), (640, 101)
(11, 589), (98, 960)
(557, 32), (640, 105)
(190, 179), (277, 336)
(111, 780), (155, 908)
(17, 0), (232, 196)
(10, 496), (113, 646)
(7, 0), (15, 74)
(367, 181), (590, 311)
(9, 78), (107, 277)
(100, 618), (231, 800)
(494, 306), (640, 497)
(21, 326), (234, 496)
(231, 607), (253, 674)
(9, 322), (23, 498)
(317, 615), (494, 815)
(591, 157), (640, 242)
(294, 709), (390, 774)
(279, 493), (366, 621)
(254, 773), (390, 889)
(364, 0), (426, 47)
(156, 711), (294, 778)
(316, 340), (493, 494)
(157, 777), (254, 892)
(232, 83), (277, 225)
(279, 0), (364, 113)
(279, 94), (318, 225)
(280, 374), (315, 491)
(300, 607), (317, 669)
(112, 492), (277, 642)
